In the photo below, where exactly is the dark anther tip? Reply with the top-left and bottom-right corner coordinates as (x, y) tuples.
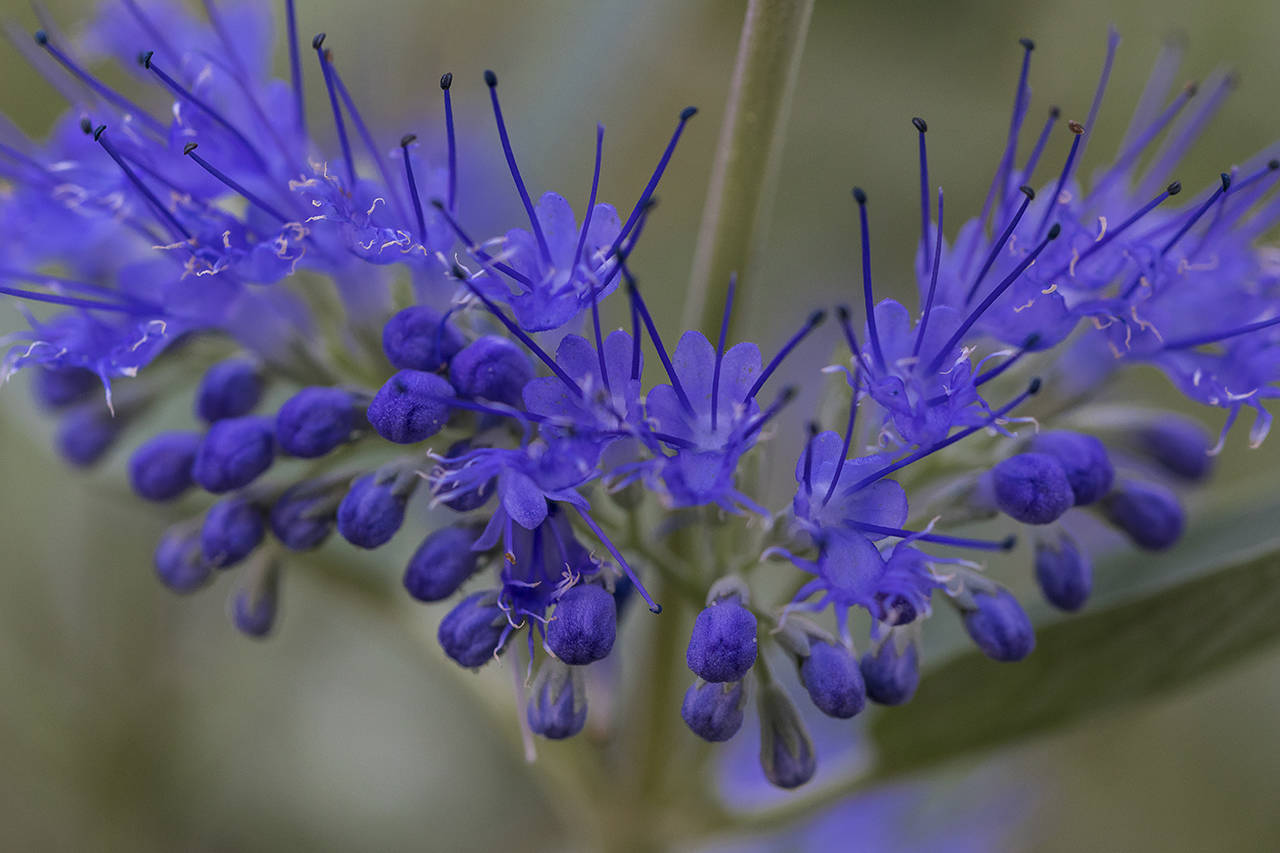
(649, 603), (663, 615)
(807, 309), (827, 327)
(1185, 81), (1199, 97)
(1269, 159), (1280, 171)
(1166, 180), (1182, 195)
(79, 117), (93, 134)
(311, 33), (326, 50)
(1000, 535), (1017, 551)
(429, 199), (445, 210)
(779, 386), (799, 403)
(1022, 332), (1042, 348)
(836, 305), (851, 322)
(483, 69), (498, 87)
(680, 106), (698, 121)
(139, 50), (154, 69)
(33, 30), (48, 45)
(1067, 120), (1085, 135)
(93, 124), (106, 141)
(1047, 223), (1062, 240)
(183, 142), (198, 155)
(1019, 37), (1035, 51)
(641, 196), (659, 212)
(1220, 172), (1232, 191)
(1028, 377), (1043, 395)
(1019, 185), (1035, 200)
(400, 133), (417, 148)
(806, 421), (820, 436)
(912, 116), (927, 133)
(1049, 105), (1061, 118)
(440, 72), (453, 90)
(852, 187), (867, 205)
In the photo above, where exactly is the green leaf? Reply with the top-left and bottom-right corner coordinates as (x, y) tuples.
(869, 540), (1280, 777)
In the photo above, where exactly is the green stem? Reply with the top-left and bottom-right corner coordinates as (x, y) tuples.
(683, 0), (816, 338)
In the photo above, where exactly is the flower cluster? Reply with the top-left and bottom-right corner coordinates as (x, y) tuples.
(4, 4), (1278, 788)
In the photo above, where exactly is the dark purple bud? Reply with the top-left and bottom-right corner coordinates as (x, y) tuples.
(681, 679), (747, 742)
(201, 496), (266, 569)
(438, 591), (506, 668)
(449, 335), (533, 406)
(1102, 481), (1184, 550)
(527, 661), (588, 740)
(1028, 430), (1114, 505)
(1133, 417), (1213, 480)
(686, 598), (758, 683)
(192, 416), (276, 493)
(195, 359), (263, 422)
(547, 584), (617, 665)
(403, 525), (481, 602)
(269, 483), (339, 551)
(988, 452), (1074, 524)
(860, 636), (920, 706)
(381, 305), (465, 371)
(963, 589), (1035, 662)
(128, 431), (201, 501)
(1034, 533), (1092, 611)
(231, 564), (279, 638)
(799, 641), (866, 719)
(337, 472), (412, 549)
(154, 527), (211, 593)
(56, 405), (121, 467)
(367, 369), (453, 444)
(276, 387), (360, 458)
(33, 366), (98, 409)
(758, 684), (816, 789)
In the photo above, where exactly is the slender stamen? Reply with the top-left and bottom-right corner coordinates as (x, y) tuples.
(574, 125), (605, 270)
(1136, 71), (1236, 200)
(429, 201), (535, 289)
(1121, 173), (1231, 300)
(1091, 82), (1196, 200)
(1012, 107), (1059, 195)
(484, 70), (552, 264)
(1051, 181), (1181, 279)
(312, 36), (356, 188)
(286, 0), (305, 132)
(847, 521), (1016, 551)
(966, 185), (1036, 305)
(200, 0), (248, 77)
(608, 106), (697, 255)
(89, 123), (192, 242)
(835, 305), (873, 374)
(914, 117), (931, 271)
(1073, 27), (1121, 167)
(33, 32), (166, 135)
(740, 386), (798, 440)
(573, 507), (660, 613)
(924, 333), (1039, 406)
(0, 284), (155, 314)
(328, 59), (411, 223)
(744, 309), (826, 402)
(590, 287), (610, 396)
(399, 135), (428, 242)
(1161, 313), (1280, 350)
(974, 37), (1035, 249)
(440, 74), (458, 212)
(140, 53), (267, 170)
(183, 143), (291, 223)
(0, 268), (153, 307)
(913, 187), (945, 358)
(630, 294), (642, 381)
(624, 268), (693, 414)
(711, 275), (736, 431)
(802, 422), (818, 496)
(927, 225), (1061, 374)
(1034, 121), (1085, 240)
(122, 0), (177, 64)
(852, 188), (886, 368)
(820, 376), (861, 507)
(843, 378), (1042, 495)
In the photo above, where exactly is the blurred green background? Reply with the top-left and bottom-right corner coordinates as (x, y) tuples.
(3, 0), (1280, 850)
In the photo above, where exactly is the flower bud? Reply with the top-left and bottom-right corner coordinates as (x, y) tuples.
(758, 684), (816, 789)
(963, 589), (1035, 662)
(1133, 417), (1213, 480)
(988, 452), (1074, 524)
(231, 563), (279, 638)
(681, 679), (747, 742)
(192, 416), (275, 493)
(403, 525), (480, 602)
(527, 660), (588, 740)
(860, 635), (919, 705)
(1034, 533), (1092, 611)
(1028, 430), (1114, 505)
(686, 597), (758, 683)
(336, 472), (412, 549)
(382, 305), (465, 371)
(128, 431), (201, 501)
(438, 591), (505, 668)
(799, 641), (866, 719)
(546, 584), (617, 665)
(269, 482), (339, 551)
(154, 527), (211, 593)
(276, 387), (360, 458)
(33, 366), (97, 409)
(366, 369), (453, 444)
(56, 405), (121, 467)
(201, 496), (266, 568)
(449, 335), (533, 406)
(195, 358), (263, 422)
(1102, 480), (1184, 550)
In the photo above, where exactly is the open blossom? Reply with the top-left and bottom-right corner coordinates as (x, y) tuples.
(4, 0), (1280, 793)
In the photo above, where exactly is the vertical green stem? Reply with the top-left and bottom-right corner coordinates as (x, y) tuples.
(683, 0), (816, 338)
